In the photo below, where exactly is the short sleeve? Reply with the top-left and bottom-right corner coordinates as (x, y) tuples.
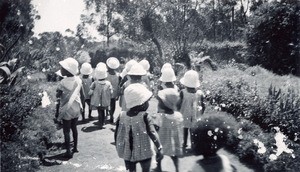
(90, 82), (95, 90)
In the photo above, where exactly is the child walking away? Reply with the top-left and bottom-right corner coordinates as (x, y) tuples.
(80, 62), (93, 120)
(89, 68), (112, 129)
(106, 57), (120, 123)
(120, 62), (147, 111)
(178, 70), (205, 150)
(139, 59), (153, 90)
(155, 88), (183, 172)
(55, 57), (82, 158)
(158, 67), (178, 91)
(119, 59), (138, 111)
(115, 83), (163, 172)
(189, 114), (237, 172)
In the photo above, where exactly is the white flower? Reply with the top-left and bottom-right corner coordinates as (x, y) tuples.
(274, 131), (294, 156)
(207, 130), (213, 137)
(56, 47), (60, 51)
(238, 128), (242, 134)
(214, 128), (219, 132)
(220, 103), (226, 107)
(238, 135), (243, 139)
(41, 91), (51, 108)
(253, 139), (267, 154)
(269, 154), (278, 161)
(27, 75), (32, 79)
(257, 146), (266, 154)
(291, 154), (295, 159)
(213, 135), (217, 140)
(28, 40), (33, 44)
(206, 90), (210, 95)
(197, 105), (203, 111)
(42, 68), (46, 72)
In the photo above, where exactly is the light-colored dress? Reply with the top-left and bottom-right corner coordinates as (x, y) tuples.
(156, 111), (183, 156)
(106, 72), (119, 99)
(180, 89), (204, 127)
(57, 76), (82, 120)
(81, 76), (93, 100)
(116, 111), (153, 162)
(89, 80), (112, 108)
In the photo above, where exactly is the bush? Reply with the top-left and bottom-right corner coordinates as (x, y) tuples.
(202, 65), (300, 142)
(247, 1), (300, 76)
(0, 78), (61, 171)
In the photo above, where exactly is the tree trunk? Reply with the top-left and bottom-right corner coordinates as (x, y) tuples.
(231, 6), (235, 41)
(141, 15), (164, 60)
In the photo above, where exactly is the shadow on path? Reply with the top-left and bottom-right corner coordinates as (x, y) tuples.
(81, 125), (104, 132)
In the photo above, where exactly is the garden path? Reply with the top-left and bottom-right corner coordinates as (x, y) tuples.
(39, 98), (254, 172)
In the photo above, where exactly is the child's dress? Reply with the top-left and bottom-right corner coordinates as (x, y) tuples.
(107, 72), (119, 99)
(90, 80), (112, 109)
(81, 76), (93, 101)
(156, 111), (183, 156)
(116, 111), (154, 162)
(180, 89), (205, 127)
(57, 76), (82, 121)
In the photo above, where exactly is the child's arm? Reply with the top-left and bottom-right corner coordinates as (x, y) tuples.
(55, 89), (62, 119)
(88, 82), (95, 95)
(143, 113), (163, 152)
(177, 91), (184, 110)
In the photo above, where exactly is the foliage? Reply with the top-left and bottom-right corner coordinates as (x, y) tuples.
(247, 1), (300, 76)
(202, 64), (300, 142)
(1, 79), (60, 172)
(0, 0), (36, 62)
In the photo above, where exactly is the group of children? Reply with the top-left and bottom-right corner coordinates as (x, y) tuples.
(55, 56), (236, 171)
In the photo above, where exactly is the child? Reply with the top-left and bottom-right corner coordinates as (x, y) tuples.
(155, 88), (183, 172)
(157, 67), (178, 91)
(89, 68), (112, 129)
(106, 57), (120, 123)
(115, 83), (163, 172)
(55, 57), (82, 158)
(120, 62), (147, 111)
(189, 114), (237, 172)
(80, 62), (93, 120)
(178, 70), (205, 149)
(139, 59), (153, 90)
(118, 59), (138, 111)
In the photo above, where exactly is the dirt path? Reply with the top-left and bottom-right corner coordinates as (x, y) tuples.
(39, 99), (254, 172)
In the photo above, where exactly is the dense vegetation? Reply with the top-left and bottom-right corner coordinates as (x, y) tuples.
(0, 0), (299, 171)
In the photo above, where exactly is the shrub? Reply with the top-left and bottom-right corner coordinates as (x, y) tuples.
(0, 78), (61, 171)
(201, 65), (300, 171)
(247, 1), (300, 76)
(202, 65), (300, 142)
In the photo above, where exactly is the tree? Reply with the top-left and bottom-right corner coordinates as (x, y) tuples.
(0, 0), (36, 62)
(247, 1), (300, 76)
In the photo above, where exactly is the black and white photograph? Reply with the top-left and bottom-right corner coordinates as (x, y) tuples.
(0, 0), (299, 171)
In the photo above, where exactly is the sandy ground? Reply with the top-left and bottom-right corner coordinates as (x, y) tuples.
(39, 98), (254, 172)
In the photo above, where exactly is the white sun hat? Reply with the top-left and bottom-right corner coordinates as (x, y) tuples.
(96, 62), (108, 71)
(127, 63), (147, 76)
(139, 59), (150, 71)
(106, 57), (120, 69)
(94, 68), (107, 80)
(180, 70), (200, 88)
(159, 68), (176, 82)
(120, 59), (138, 78)
(124, 83), (153, 109)
(59, 57), (79, 76)
(161, 63), (172, 72)
(80, 62), (93, 75)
